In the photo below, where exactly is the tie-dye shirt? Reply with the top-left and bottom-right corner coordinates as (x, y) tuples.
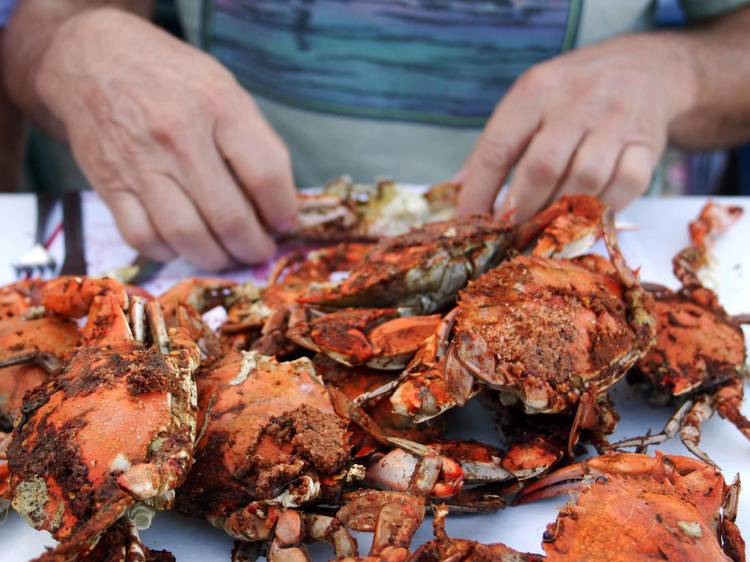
(177, 0), (749, 186)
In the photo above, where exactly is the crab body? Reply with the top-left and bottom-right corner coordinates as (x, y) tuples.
(302, 214), (514, 314)
(442, 208), (655, 450)
(615, 202), (750, 462)
(6, 291), (201, 554)
(521, 452), (744, 562)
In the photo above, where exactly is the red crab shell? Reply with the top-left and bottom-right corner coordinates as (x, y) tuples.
(8, 295), (200, 546)
(448, 253), (647, 414)
(522, 452), (744, 562)
(176, 351), (352, 529)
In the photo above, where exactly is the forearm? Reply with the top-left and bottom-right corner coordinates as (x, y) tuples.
(668, 6), (750, 149)
(2, 0), (152, 138)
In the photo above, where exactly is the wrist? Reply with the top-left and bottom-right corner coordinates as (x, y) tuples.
(35, 8), (144, 127)
(650, 32), (700, 124)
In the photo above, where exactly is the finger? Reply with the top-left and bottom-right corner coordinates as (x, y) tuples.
(184, 146), (276, 264)
(457, 88), (542, 214)
(556, 128), (622, 199)
(600, 143), (657, 211)
(215, 95), (298, 232)
(140, 174), (234, 271)
(504, 120), (586, 223)
(101, 190), (176, 262)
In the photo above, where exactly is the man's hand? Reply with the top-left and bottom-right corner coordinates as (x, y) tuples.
(457, 33), (697, 221)
(34, 8), (296, 270)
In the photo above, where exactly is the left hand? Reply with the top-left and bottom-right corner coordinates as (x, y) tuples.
(457, 33), (696, 221)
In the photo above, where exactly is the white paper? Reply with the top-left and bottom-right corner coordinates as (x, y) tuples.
(0, 194), (748, 561)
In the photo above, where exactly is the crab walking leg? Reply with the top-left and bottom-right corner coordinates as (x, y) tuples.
(679, 394), (718, 466)
(616, 376), (750, 463)
(721, 475), (745, 562)
(613, 399), (695, 450)
(714, 377), (750, 441)
(266, 510), (359, 561)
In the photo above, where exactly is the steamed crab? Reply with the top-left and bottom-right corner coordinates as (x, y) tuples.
(614, 202), (750, 462)
(301, 195), (604, 316)
(375, 207), (655, 453)
(407, 452), (744, 562)
(520, 451), (744, 562)
(3, 283), (202, 556)
(175, 346), (536, 559)
(0, 277), (136, 432)
(290, 177), (459, 242)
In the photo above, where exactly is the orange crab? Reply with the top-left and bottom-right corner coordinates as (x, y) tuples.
(520, 452), (744, 562)
(614, 202), (749, 463)
(302, 194), (605, 316)
(176, 346), (524, 559)
(287, 307), (441, 369)
(405, 452), (744, 562)
(377, 208), (654, 453)
(5, 287), (202, 556)
(445, 208), (654, 415)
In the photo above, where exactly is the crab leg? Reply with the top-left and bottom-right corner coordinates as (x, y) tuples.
(714, 376), (750, 441)
(0, 350), (62, 373)
(612, 399), (694, 450)
(721, 475), (744, 561)
(356, 309), (458, 419)
(268, 510), (359, 561)
(337, 490), (425, 560)
(512, 194), (604, 258)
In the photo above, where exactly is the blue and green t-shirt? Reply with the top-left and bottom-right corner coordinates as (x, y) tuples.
(176, 0), (749, 186)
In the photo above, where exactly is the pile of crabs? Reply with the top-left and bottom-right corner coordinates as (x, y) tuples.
(0, 186), (747, 561)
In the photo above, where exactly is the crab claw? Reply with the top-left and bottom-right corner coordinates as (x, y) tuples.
(517, 461), (594, 504)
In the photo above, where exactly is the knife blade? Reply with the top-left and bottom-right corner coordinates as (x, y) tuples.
(128, 254), (165, 286)
(60, 192), (87, 276)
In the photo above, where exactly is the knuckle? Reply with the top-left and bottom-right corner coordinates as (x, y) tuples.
(516, 64), (555, 93)
(571, 164), (606, 194)
(525, 156), (562, 185)
(619, 161), (652, 191)
(148, 113), (189, 151)
(477, 136), (513, 168)
(251, 165), (288, 191)
(215, 211), (247, 241)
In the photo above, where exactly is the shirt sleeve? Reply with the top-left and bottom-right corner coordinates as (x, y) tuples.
(0, 0), (15, 27)
(679, 0), (750, 20)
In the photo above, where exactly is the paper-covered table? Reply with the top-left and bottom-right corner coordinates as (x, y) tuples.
(1, 193), (748, 561)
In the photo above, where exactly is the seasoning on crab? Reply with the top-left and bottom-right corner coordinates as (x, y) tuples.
(438, 207), (656, 452)
(4, 286), (202, 557)
(614, 202), (749, 463)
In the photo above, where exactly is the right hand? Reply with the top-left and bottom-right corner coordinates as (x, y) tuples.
(36, 8), (297, 270)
